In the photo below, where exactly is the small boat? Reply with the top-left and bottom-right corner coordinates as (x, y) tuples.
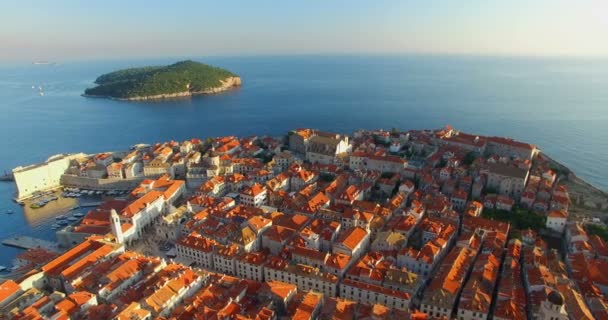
(51, 224), (60, 230)
(80, 190), (88, 194)
(0, 266), (7, 272)
(73, 212), (85, 218)
(56, 215), (66, 220)
(88, 190), (95, 196)
(67, 217), (79, 222)
(58, 220), (68, 226)
(95, 191), (103, 195)
(70, 205), (80, 211)
(5, 209), (14, 215)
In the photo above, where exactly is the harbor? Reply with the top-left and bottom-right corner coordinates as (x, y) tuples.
(2, 236), (61, 252)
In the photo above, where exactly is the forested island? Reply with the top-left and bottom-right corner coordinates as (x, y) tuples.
(83, 60), (241, 100)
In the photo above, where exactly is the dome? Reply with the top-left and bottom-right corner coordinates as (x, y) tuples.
(547, 290), (564, 306)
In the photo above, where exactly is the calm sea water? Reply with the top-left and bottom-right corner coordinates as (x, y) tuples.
(0, 55), (607, 265)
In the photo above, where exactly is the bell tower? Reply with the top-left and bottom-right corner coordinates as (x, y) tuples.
(110, 209), (124, 244)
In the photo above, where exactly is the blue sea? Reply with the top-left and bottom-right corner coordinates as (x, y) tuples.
(0, 55), (607, 265)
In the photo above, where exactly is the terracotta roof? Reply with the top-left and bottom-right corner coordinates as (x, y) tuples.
(336, 227), (368, 251)
(0, 280), (21, 304)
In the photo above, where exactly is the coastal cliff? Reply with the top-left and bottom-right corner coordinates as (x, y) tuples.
(89, 76), (242, 101)
(83, 60), (241, 101)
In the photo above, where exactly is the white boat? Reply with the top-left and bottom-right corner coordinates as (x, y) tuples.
(56, 215), (66, 220)
(80, 190), (88, 194)
(0, 266), (7, 272)
(73, 212), (85, 218)
(95, 191), (103, 195)
(67, 217), (79, 222)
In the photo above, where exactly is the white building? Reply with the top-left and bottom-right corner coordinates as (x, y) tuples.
(239, 183), (267, 208)
(13, 153), (86, 200)
(546, 210), (568, 233)
(340, 279), (411, 310)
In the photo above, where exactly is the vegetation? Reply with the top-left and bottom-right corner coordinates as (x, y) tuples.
(381, 172), (395, 179)
(319, 173), (336, 183)
(463, 151), (476, 165)
(84, 60), (238, 99)
(586, 224), (608, 242)
(482, 207), (546, 231)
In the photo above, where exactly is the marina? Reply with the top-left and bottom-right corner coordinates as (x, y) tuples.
(2, 236), (61, 252)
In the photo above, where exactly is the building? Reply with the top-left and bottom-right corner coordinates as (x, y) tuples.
(332, 227), (370, 259)
(239, 183), (268, 208)
(340, 279), (411, 310)
(305, 134), (351, 165)
(13, 153), (86, 200)
(486, 163), (529, 198)
(546, 210), (568, 233)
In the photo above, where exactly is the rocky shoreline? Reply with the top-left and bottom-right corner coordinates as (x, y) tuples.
(540, 152), (608, 218)
(83, 76), (242, 101)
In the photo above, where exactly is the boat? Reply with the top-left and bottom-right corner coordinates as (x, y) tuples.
(55, 215), (66, 220)
(0, 171), (14, 181)
(70, 205), (80, 211)
(95, 191), (103, 195)
(51, 224), (60, 230)
(80, 190), (88, 194)
(58, 220), (68, 226)
(88, 190), (95, 196)
(73, 212), (85, 218)
(0, 266), (7, 272)
(5, 209), (14, 215)
(67, 217), (79, 222)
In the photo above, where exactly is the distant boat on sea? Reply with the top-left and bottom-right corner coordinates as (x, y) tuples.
(33, 61), (53, 65)
(0, 171), (13, 182)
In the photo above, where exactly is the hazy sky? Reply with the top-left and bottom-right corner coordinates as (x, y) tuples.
(2, 0), (608, 61)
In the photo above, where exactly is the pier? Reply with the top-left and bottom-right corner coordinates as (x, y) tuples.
(2, 236), (61, 252)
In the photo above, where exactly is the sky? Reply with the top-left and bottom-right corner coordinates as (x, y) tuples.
(2, 0), (608, 61)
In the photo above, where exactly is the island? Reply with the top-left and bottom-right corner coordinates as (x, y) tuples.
(83, 60), (241, 101)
